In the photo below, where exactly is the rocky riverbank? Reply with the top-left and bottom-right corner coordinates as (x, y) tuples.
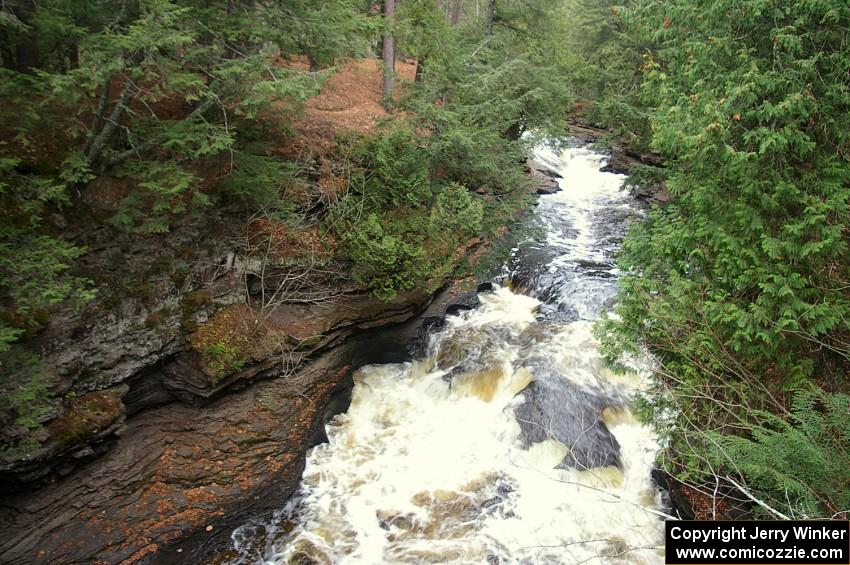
(0, 165), (543, 565)
(0, 184), (507, 564)
(0, 272), (487, 564)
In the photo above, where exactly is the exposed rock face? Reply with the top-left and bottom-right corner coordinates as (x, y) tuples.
(567, 123), (663, 175)
(0, 150), (522, 565)
(0, 257), (482, 564)
(0, 345), (355, 565)
(0, 218), (242, 495)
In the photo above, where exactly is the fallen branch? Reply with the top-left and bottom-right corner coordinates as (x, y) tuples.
(724, 475), (790, 520)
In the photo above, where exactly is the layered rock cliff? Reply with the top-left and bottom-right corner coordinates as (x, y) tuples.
(0, 219), (483, 563)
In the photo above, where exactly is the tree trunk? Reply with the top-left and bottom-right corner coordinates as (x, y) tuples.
(6, 3), (38, 73)
(14, 40), (38, 73)
(450, 0), (463, 24)
(0, 44), (16, 70)
(68, 44), (79, 71)
(83, 76), (113, 158)
(105, 95), (217, 169)
(381, 0), (395, 112)
(505, 116), (524, 141)
(414, 57), (424, 83)
(436, 0), (449, 22)
(86, 78), (137, 167)
(485, 0), (495, 35)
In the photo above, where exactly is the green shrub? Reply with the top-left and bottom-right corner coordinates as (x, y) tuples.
(108, 162), (209, 234)
(355, 125), (432, 209)
(342, 213), (428, 301)
(221, 151), (303, 221)
(430, 182), (483, 239)
(0, 346), (55, 459)
(202, 342), (245, 384)
(427, 123), (526, 193)
(0, 159), (96, 347)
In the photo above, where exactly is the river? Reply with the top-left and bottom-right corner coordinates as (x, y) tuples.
(225, 143), (666, 564)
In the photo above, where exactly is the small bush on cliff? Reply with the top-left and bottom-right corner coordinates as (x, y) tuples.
(202, 342), (246, 385)
(430, 182), (483, 239)
(342, 213), (428, 301)
(0, 158), (96, 351)
(334, 125), (488, 300)
(354, 124), (433, 209)
(340, 182), (485, 301)
(0, 347), (55, 459)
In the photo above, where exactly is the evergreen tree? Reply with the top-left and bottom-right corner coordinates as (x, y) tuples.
(602, 0), (850, 517)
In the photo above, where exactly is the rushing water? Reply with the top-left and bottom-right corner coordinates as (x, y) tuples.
(228, 144), (665, 564)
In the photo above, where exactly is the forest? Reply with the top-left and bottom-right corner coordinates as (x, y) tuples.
(0, 0), (848, 561)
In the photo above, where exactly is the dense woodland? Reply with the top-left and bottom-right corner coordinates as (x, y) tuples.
(0, 0), (847, 525)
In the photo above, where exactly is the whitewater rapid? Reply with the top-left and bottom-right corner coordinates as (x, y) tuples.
(228, 145), (666, 564)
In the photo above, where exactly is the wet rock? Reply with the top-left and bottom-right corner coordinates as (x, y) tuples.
(434, 324), (513, 369)
(444, 291), (480, 317)
(448, 367), (505, 401)
(308, 371), (354, 448)
(536, 181), (560, 195)
(408, 316), (445, 359)
(565, 123), (602, 145)
(599, 153), (637, 175)
(513, 373), (622, 470)
(565, 123), (662, 176)
(517, 322), (552, 346)
(650, 468), (753, 521)
(0, 345), (352, 565)
(504, 247), (557, 295)
(528, 159), (563, 180)
(346, 279), (485, 362)
(476, 281), (494, 293)
(651, 468), (694, 520)
(527, 158), (562, 195)
(599, 144), (663, 176)
(534, 303), (580, 323)
(574, 258), (614, 272)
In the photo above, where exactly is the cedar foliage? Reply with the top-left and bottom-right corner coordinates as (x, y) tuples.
(599, 0), (850, 518)
(0, 0), (371, 343)
(0, 0), (375, 457)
